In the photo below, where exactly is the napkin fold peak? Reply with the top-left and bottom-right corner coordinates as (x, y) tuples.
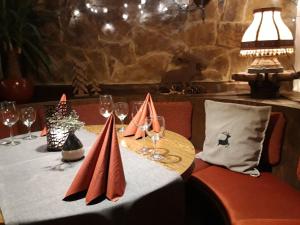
(123, 93), (160, 139)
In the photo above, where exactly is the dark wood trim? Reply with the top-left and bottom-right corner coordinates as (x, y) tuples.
(32, 82), (250, 102)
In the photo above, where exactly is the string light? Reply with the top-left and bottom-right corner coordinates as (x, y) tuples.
(80, 1), (208, 23)
(158, 3), (168, 13)
(122, 13), (129, 21)
(73, 9), (80, 17)
(102, 7), (108, 13)
(102, 23), (115, 34)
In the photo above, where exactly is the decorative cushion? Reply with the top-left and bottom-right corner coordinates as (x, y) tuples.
(196, 100), (271, 176)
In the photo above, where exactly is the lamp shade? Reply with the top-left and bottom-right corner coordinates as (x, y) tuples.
(240, 7), (294, 56)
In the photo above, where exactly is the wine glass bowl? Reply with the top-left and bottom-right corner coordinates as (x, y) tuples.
(20, 107), (37, 140)
(1, 101), (20, 146)
(146, 115), (166, 161)
(114, 102), (129, 133)
(99, 95), (114, 119)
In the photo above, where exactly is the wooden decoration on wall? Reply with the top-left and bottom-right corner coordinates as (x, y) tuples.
(89, 79), (101, 96)
(71, 61), (89, 97)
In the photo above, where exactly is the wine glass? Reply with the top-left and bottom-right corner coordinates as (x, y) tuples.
(146, 115), (165, 161)
(20, 107), (37, 140)
(114, 102), (129, 133)
(99, 95), (114, 119)
(131, 101), (150, 154)
(1, 101), (20, 146)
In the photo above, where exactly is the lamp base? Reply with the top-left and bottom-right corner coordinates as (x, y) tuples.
(248, 57), (283, 74)
(232, 71), (300, 99)
(249, 76), (280, 99)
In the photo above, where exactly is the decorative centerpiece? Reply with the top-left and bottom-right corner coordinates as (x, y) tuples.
(53, 110), (85, 162)
(47, 104), (85, 161)
(46, 101), (72, 151)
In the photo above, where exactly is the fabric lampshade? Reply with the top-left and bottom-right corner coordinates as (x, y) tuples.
(240, 7), (294, 57)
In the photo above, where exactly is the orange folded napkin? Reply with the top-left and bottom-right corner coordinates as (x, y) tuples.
(63, 114), (126, 204)
(40, 94), (67, 136)
(123, 93), (160, 139)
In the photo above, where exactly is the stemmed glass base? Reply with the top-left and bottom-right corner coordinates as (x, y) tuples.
(23, 134), (37, 140)
(150, 151), (164, 161)
(137, 146), (150, 155)
(118, 126), (125, 133)
(0, 140), (20, 146)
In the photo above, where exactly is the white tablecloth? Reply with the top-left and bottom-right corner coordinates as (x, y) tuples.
(0, 129), (185, 225)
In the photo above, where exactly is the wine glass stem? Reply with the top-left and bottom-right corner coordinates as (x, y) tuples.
(120, 120), (124, 129)
(142, 130), (146, 147)
(9, 126), (14, 144)
(28, 126), (32, 138)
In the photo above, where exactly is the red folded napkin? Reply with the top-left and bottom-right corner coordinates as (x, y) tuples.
(40, 94), (67, 136)
(123, 93), (160, 139)
(63, 114), (126, 204)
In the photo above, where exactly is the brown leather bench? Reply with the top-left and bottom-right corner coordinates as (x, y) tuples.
(187, 112), (300, 225)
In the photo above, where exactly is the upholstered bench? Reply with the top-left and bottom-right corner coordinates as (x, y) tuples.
(188, 112), (300, 225)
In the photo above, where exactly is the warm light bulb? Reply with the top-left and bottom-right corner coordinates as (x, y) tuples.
(103, 7), (108, 13)
(141, 0), (146, 4)
(86, 3), (91, 8)
(124, 3), (128, 8)
(73, 9), (80, 17)
(102, 23), (115, 33)
(138, 4), (142, 9)
(140, 10), (144, 14)
(122, 13), (129, 21)
(158, 3), (168, 13)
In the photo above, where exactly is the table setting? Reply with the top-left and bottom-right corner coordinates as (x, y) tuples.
(0, 93), (194, 225)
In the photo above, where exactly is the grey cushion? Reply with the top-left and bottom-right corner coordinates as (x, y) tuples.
(196, 100), (271, 176)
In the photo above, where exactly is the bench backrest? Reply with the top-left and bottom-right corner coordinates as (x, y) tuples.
(152, 101), (193, 139)
(72, 103), (107, 125)
(297, 157), (300, 181)
(260, 112), (286, 168)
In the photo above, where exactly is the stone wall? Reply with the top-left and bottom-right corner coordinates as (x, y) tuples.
(38, 0), (297, 85)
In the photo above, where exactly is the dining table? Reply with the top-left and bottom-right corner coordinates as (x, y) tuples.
(0, 125), (195, 225)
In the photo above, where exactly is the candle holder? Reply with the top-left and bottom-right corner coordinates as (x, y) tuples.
(45, 101), (72, 151)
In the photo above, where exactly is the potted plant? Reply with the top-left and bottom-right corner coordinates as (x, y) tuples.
(0, 0), (51, 103)
(48, 110), (85, 161)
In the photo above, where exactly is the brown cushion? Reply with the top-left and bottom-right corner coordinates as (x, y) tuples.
(193, 158), (211, 172)
(73, 103), (106, 125)
(237, 219), (300, 225)
(262, 112), (286, 166)
(129, 101), (193, 139)
(155, 101), (192, 139)
(191, 166), (300, 224)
